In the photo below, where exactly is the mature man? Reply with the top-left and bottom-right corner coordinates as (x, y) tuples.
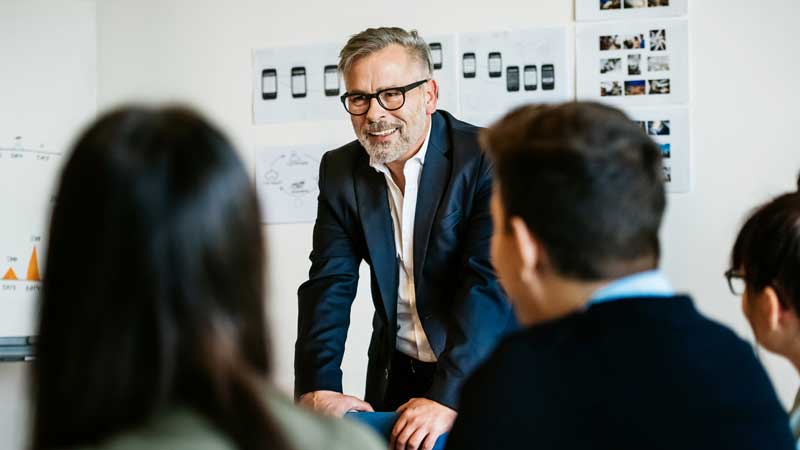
(445, 102), (795, 449)
(295, 27), (514, 450)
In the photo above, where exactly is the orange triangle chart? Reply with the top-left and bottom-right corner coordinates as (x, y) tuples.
(2, 268), (18, 281)
(26, 247), (40, 281)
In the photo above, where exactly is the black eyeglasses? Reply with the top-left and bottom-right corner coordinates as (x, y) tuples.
(724, 269), (746, 296)
(340, 79), (428, 116)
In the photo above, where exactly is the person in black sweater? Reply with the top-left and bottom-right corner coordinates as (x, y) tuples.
(445, 102), (794, 450)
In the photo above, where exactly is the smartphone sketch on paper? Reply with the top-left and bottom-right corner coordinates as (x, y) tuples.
(429, 43), (443, 70)
(261, 69), (277, 100)
(324, 65), (339, 96)
(523, 65), (537, 91)
(462, 52), (476, 78)
(541, 64), (555, 90)
(291, 67), (307, 98)
(488, 52), (502, 78)
(506, 66), (520, 92)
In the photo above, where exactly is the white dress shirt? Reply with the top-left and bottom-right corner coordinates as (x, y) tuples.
(369, 125), (437, 362)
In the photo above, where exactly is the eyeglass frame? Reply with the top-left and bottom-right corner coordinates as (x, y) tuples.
(340, 79), (429, 116)
(725, 268), (791, 309)
(724, 268), (746, 296)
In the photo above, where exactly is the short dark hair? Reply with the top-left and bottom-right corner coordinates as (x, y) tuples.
(731, 174), (800, 311)
(482, 102), (666, 281)
(32, 106), (290, 450)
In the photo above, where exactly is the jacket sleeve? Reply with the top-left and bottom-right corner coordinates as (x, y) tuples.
(294, 152), (361, 398)
(425, 153), (516, 409)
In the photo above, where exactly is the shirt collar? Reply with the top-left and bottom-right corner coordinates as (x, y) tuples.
(369, 119), (432, 174)
(588, 269), (674, 306)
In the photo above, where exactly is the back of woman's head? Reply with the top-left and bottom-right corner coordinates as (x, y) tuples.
(731, 173), (800, 312)
(32, 106), (287, 450)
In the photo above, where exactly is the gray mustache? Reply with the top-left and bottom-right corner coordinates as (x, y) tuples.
(365, 122), (402, 133)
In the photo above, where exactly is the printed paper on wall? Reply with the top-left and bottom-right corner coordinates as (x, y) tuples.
(576, 18), (689, 106)
(458, 27), (574, 127)
(253, 42), (346, 124)
(624, 106), (691, 193)
(576, 0), (687, 22)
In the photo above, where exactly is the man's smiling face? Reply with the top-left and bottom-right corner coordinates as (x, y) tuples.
(344, 44), (434, 165)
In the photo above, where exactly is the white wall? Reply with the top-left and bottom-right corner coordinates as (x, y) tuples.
(0, 364), (28, 450)
(1, 1), (799, 449)
(660, 0), (800, 404)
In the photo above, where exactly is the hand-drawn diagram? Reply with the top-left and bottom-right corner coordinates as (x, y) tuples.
(255, 145), (327, 224)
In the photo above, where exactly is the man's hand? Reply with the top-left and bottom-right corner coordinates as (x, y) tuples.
(298, 390), (374, 417)
(390, 398), (457, 450)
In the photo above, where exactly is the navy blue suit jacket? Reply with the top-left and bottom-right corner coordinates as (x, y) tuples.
(295, 110), (515, 409)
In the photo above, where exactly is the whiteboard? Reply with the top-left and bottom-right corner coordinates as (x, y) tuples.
(0, 0), (97, 338)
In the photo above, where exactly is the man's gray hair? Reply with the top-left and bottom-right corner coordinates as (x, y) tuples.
(338, 27), (433, 79)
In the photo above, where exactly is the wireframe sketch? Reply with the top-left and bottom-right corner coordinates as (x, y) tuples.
(524, 65), (538, 90)
(262, 69), (278, 100)
(422, 34), (459, 112)
(458, 27), (573, 127)
(256, 145), (326, 224)
(430, 42), (443, 69)
(324, 65), (340, 96)
(462, 52), (477, 78)
(488, 52), (503, 78)
(291, 67), (307, 98)
(252, 42), (344, 123)
(506, 66), (520, 92)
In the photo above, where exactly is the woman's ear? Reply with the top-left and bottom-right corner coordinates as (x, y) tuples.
(750, 285), (800, 356)
(761, 286), (789, 332)
(769, 286), (800, 333)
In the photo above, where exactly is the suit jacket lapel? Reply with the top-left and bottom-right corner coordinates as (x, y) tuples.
(413, 112), (450, 290)
(355, 158), (398, 325)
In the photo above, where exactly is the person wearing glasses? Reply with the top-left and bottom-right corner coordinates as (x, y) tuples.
(295, 27), (515, 450)
(728, 174), (800, 444)
(445, 102), (794, 450)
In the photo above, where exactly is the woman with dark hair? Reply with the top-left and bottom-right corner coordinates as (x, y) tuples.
(728, 173), (800, 443)
(30, 106), (383, 450)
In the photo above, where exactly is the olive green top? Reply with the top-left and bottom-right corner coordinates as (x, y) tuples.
(66, 387), (385, 450)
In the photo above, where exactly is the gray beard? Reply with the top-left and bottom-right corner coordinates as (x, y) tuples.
(359, 129), (412, 166)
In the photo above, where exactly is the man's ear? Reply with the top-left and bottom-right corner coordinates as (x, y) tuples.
(509, 217), (538, 284)
(424, 79), (438, 114)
